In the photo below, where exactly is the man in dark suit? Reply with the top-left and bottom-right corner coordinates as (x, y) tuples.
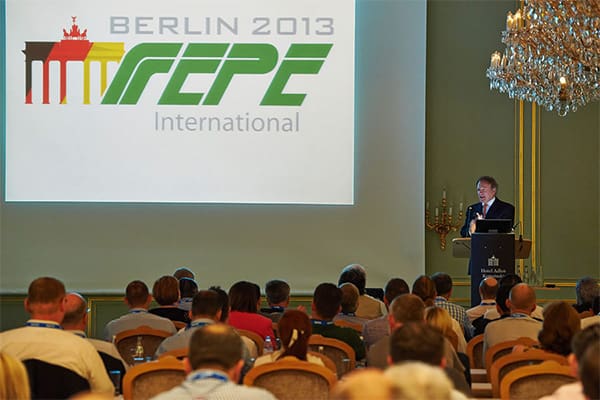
(460, 176), (515, 237)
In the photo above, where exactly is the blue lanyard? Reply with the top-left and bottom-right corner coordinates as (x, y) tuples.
(186, 321), (210, 330)
(511, 313), (530, 318)
(312, 319), (334, 326)
(270, 306), (285, 312)
(129, 309), (147, 314)
(26, 321), (62, 329)
(189, 372), (229, 383)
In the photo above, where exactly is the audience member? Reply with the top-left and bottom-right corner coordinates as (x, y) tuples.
(385, 362), (461, 400)
(540, 324), (600, 400)
(484, 274), (544, 320)
(104, 280), (176, 341)
(573, 277), (599, 317)
(173, 267), (195, 281)
(581, 295), (600, 329)
(334, 283), (369, 327)
(177, 278), (198, 312)
(62, 293), (127, 387)
(536, 301), (580, 356)
(483, 283), (542, 363)
(0, 277), (113, 395)
(330, 368), (396, 400)
(367, 294), (426, 368)
(431, 272), (474, 339)
(150, 324), (276, 400)
(362, 278), (409, 349)
(580, 341), (599, 400)
(209, 286), (230, 322)
(411, 275), (436, 307)
(388, 322), (471, 397)
(338, 264), (387, 319)
(0, 352), (31, 400)
(227, 281), (274, 340)
(149, 275), (190, 323)
(155, 290), (222, 357)
(259, 279), (290, 322)
(254, 310), (324, 367)
(467, 277), (498, 321)
(310, 283), (365, 360)
(425, 306), (461, 352)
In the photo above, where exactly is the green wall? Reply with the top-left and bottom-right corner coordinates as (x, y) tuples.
(424, 0), (600, 289)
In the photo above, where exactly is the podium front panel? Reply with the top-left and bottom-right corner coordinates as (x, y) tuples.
(470, 233), (515, 306)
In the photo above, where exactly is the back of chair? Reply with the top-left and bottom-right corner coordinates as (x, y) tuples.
(500, 361), (576, 400)
(24, 358), (90, 400)
(307, 351), (337, 374)
(333, 319), (363, 333)
(114, 326), (173, 365)
(485, 337), (538, 375)
(467, 334), (484, 369)
(173, 321), (187, 330)
(158, 347), (188, 360)
(490, 350), (568, 397)
(244, 359), (336, 400)
(237, 329), (265, 356)
(308, 335), (356, 378)
(122, 357), (186, 400)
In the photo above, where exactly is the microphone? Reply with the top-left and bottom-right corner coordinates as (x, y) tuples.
(512, 221), (521, 231)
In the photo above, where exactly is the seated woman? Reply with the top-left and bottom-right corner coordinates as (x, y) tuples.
(254, 310), (324, 367)
(412, 275), (436, 307)
(514, 301), (580, 356)
(228, 281), (275, 340)
(425, 306), (460, 352)
(149, 275), (190, 324)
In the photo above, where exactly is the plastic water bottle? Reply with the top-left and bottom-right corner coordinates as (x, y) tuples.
(134, 336), (145, 361)
(264, 336), (274, 354)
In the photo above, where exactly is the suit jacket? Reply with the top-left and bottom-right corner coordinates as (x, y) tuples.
(460, 197), (515, 237)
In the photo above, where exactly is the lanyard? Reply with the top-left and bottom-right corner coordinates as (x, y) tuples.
(129, 309), (147, 314)
(270, 306), (285, 312)
(312, 319), (334, 326)
(26, 321), (62, 329)
(186, 321), (210, 330)
(189, 371), (229, 383)
(510, 313), (530, 318)
(480, 302), (495, 306)
(341, 312), (356, 316)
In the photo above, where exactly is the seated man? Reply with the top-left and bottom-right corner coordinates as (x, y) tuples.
(155, 290), (222, 356)
(388, 322), (471, 397)
(333, 283), (369, 327)
(0, 277), (113, 395)
(259, 279), (291, 322)
(362, 278), (409, 349)
(483, 283), (543, 364)
(177, 277), (198, 312)
(62, 292), (127, 387)
(467, 276), (498, 322)
(431, 272), (474, 339)
(338, 264), (387, 319)
(310, 283), (366, 360)
(573, 277), (599, 317)
(104, 280), (176, 341)
(151, 324), (276, 400)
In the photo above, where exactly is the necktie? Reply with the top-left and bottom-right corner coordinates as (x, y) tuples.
(482, 203), (488, 218)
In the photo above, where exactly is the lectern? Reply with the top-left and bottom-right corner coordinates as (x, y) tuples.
(452, 233), (531, 307)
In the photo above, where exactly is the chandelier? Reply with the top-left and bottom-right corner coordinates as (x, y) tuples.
(486, 0), (600, 116)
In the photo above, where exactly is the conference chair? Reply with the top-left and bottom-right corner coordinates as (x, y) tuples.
(490, 349), (568, 397)
(333, 319), (363, 333)
(244, 359), (337, 400)
(308, 335), (356, 378)
(158, 347), (188, 360)
(307, 351), (338, 374)
(484, 337), (538, 376)
(467, 334), (485, 370)
(122, 356), (186, 400)
(499, 360), (576, 400)
(114, 326), (174, 365)
(173, 321), (187, 330)
(24, 358), (91, 400)
(237, 328), (265, 356)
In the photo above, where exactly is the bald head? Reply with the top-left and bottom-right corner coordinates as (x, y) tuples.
(479, 277), (498, 300)
(62, 293), (88, 329)
(508, 283), (536, 314)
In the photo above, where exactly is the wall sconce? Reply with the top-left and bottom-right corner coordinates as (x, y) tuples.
(425, 189), (463, 250)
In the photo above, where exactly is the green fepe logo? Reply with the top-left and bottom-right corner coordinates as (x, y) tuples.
(101, 42), (333, 106)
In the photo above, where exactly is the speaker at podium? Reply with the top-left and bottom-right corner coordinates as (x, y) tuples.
(452, 219), (531, 307)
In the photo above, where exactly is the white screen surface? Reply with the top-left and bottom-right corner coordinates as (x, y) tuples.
(5, 0), (355, 204)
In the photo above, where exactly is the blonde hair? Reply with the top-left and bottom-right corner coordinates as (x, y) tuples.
(0, 352), (30, 400)
(385, 362), (453, 400)
(425, 306), (459, 351)
(331, 368), (396, 400)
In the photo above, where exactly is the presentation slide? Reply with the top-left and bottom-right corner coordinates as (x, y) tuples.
(4, 0), (354, 204)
